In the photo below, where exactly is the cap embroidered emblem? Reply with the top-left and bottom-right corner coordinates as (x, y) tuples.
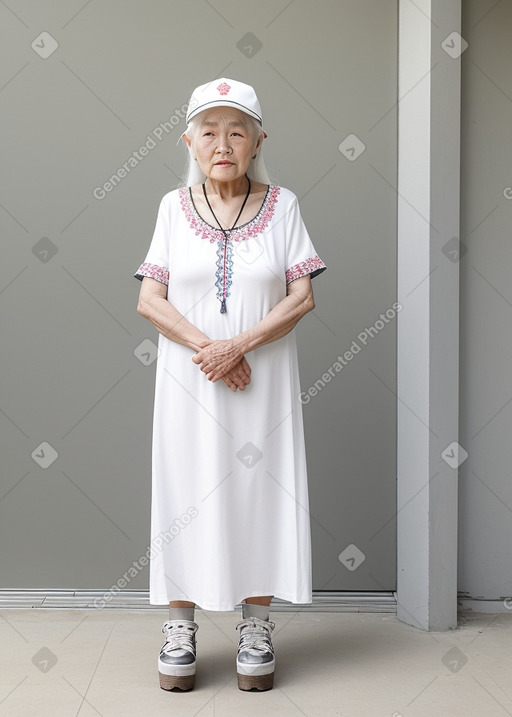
(217, 82), (231, 95)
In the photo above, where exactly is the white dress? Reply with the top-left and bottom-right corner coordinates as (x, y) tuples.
(134, 184), (326, 611)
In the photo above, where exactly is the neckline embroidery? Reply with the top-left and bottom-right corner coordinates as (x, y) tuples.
(179, 185), (281, 243)
(178, 185), (281, 313)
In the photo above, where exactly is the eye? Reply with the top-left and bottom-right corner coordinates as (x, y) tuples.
(203, 131), (213, 136)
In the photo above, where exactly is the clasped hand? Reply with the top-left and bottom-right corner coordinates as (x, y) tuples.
(192, 338), (251, 392)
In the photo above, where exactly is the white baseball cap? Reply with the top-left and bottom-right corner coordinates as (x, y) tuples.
(185, 78), (263, 125)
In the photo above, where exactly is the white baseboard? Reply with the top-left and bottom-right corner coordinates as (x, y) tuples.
(457, 598), (512, 614)
(0, 589), (397, 612)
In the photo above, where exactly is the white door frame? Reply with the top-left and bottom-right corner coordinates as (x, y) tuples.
(396, 0), (461, 630)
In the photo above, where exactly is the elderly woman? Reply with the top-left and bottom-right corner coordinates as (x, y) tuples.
(134, 78), (326, 693)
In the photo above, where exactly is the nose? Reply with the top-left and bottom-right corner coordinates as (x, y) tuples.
(215, 133), (232, 153)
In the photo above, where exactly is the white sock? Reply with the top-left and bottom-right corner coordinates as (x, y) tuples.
(169, 606), (195, 621)
(242, 602), (270, 621)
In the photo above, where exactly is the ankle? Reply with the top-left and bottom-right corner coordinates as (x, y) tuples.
(242, 602), (270, 621)
(169, 606), (195, 621)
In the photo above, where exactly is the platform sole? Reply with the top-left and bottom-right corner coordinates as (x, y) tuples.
(159, 670), (195, 691)
(237, 670), (274, 691)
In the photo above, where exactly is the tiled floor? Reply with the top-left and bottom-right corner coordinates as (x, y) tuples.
(0, 607), (511, 716)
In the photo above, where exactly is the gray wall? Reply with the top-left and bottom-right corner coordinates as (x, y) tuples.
(1, 1), (397, 594)
(458, 0), (512, 601)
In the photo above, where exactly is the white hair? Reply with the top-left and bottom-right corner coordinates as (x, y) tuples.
(181, 113), (271, 186)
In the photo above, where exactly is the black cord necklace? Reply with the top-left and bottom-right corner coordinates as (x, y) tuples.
(202, 175), (251, 313)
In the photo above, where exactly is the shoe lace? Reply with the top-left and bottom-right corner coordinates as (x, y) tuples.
(235, 616), (276, 656)
(161, 619), (198, 657)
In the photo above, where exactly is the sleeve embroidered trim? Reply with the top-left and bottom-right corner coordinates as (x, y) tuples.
(134, 262), (169, 285)
(285, 256), (326, 284)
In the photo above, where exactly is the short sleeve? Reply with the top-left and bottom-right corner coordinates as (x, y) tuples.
(133, 194), (170, 285)
(284, 193), (326, 284)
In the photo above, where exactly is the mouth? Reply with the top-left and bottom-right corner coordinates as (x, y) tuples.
(215, 161), (234, 166)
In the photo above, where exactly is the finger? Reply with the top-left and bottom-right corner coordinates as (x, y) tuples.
(222, 376), (237, 392)
(201, 360), (221, 373)
(235, 363), (251, 383)
(230, 367), (250, 389)
(200, 357), (219, 372)
(228, 375), (246, 390)
(192, 351), (207, 364)
(194, 347), (215, 364)
(205, 361), (234, 379)
(234, 367), (250, 385)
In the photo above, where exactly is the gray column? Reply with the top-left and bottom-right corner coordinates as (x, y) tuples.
(396, 0), (461, 630)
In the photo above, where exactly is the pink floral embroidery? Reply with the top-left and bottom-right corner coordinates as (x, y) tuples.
(134, 262), (169, 285)
(179, 186), (281, 243)
(286, 256), (326, 284)
(217, 82), (231, 95)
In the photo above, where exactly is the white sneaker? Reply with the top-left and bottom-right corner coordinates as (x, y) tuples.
(235, 616), (276, 691)
(158, 619), (198, 691)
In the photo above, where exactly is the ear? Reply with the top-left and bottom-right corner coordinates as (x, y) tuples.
(254, 130), (266, 154)
(182, 132), (192, 149)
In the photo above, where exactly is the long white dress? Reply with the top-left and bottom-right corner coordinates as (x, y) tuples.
(134, 184), (326, 610)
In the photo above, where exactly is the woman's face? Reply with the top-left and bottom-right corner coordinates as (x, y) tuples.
(185, 107), (263, 183)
